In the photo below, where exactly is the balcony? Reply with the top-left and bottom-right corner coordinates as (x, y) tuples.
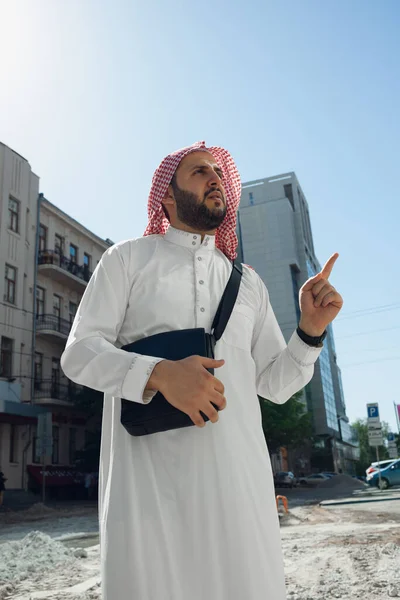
(34, 379), (83, 407)
(36, 314), (72, 342)
(38, 250), (92, 292)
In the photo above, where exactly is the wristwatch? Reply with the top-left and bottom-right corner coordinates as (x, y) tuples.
(296, 326), (327, 347)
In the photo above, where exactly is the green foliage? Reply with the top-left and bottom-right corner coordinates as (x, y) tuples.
(259, 391), (312, 453)
(351, 418), (390, 476)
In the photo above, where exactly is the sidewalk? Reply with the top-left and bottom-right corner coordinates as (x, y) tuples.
(321, 487), (400, 506)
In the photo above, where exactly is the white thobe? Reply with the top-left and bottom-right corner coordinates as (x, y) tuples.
(61, 226), (322, 600)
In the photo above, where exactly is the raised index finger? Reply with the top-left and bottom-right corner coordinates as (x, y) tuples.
(320, 253), (339, 280)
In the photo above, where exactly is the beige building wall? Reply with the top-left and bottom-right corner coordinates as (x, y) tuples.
(0, 142), (111, 489)
(0, 143), (39, 488)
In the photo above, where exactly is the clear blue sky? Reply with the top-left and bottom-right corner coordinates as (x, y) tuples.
(1, 0), (399, 431)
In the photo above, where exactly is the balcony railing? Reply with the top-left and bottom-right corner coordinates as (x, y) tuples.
(36, 314), (72, 338)
(38, 250), (92, 283)
(34, 379), (83, 403)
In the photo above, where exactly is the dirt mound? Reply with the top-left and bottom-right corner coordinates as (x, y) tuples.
(318, 474), (367, 490)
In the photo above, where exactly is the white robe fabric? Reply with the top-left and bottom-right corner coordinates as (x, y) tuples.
(61, 226), (322, 600)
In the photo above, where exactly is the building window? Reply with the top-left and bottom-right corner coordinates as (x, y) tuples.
(36, 286), (45, 316)
(32, 427), (41, 463)
(52, 426), (59, 464)
(8, 197), (20, 233)
(51, 357), (61, 397)
(5, 264), (17, 304)
(283, 184), (295, 210)
(70, 244), (78, 264)
(55, 234), (64, 255)
(69, 428), (77, 465)
(249, 192), (254, 205)
(53, 294), (61, 320)
(69, 302), (77, 324)
(83, 253), (91, 269)
(9, 424), (18, 463)
(0, 337), (13, 378)
(34, 353), (43, 389)
(39, 224), (47, 251)
(290, 265), (301, 322)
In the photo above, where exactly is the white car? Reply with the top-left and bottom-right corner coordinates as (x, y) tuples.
(299, 473), (331, 486)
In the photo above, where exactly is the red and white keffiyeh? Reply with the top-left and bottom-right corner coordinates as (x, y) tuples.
(143, 141), (241, 260)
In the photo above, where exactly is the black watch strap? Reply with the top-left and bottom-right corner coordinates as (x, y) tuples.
(296, 326), (327, 347)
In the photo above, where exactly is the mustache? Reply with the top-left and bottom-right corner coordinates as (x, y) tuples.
(203, 189), (225, 203)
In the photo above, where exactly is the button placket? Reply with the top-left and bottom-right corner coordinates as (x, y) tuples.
(195, 252), (210, 328)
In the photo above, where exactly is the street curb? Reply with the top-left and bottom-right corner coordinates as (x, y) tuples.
(320, 495), (400, 507)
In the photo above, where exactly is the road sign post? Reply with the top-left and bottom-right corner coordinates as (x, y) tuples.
(367, 403), (383, 490)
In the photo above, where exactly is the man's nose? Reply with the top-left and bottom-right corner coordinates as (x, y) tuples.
(208, 171), (223, 188)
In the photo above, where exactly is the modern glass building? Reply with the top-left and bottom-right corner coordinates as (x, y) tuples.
(237, 172), (358, 473)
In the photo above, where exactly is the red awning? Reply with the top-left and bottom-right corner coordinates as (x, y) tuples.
(27, 465), (85, 487)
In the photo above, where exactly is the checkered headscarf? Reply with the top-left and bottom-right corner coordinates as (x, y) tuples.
(143, 141), (241, 260)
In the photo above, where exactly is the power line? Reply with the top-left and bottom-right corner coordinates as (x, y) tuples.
(341, 357), (400, 369)
(336, 324), (400, 340)
(335, 301), (400, 320)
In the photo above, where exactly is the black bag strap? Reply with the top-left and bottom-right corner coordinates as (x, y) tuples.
(211, 260), (243, 342)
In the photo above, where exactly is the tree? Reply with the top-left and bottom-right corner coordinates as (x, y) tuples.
(259, 392), (312, 454)
(351, 418), (390, 476)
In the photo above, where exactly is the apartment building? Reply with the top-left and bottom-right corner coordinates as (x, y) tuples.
(0, 141), (111, 490)
(32, 196), (110, 472)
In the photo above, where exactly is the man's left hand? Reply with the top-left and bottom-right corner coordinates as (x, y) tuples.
(299, 253), (343, 337)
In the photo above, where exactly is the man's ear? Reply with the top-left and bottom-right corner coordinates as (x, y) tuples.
(162, 185), (175, 209)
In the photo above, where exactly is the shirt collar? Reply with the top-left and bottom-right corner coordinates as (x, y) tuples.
(164, 226), (216, 251)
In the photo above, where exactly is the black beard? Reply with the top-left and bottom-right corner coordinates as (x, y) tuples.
(171, 183), (227, 231)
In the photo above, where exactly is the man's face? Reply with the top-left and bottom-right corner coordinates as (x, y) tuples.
(168, 151), (227, 232)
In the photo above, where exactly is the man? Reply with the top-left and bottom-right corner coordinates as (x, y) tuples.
(61, 141), (343, 599)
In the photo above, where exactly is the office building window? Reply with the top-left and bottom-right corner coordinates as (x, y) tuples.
(39, 224), (47, 251)
(34, 353), (43, 389)
(36, 286), (45, 315)
(0, 337), (13, 377)
(8, 197), (20, 233)
(69, 302), (77, 324)
(69, 428), (77, 464)
(55, 234), (64, 255)
(53, 294), (61, 319)
(53, 426), (60, 464)
(70, 244), (78, 264)
(9, 424), (18, 462)
(249, 192), (254, 205)
(290, 265), (301, 322)
(5, 264), (17, 304)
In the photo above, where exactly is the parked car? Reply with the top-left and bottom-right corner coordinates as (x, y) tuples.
(274, 472), (297, 488)
(366, 459), (398, 477)
(298, 473), (331, 486)
(366, 459), (400, 490)
(321, 472), (336, 478)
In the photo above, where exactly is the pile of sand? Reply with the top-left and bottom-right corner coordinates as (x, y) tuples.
(318, 474), (367, 490)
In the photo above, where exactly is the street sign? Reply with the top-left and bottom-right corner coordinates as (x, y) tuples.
(388, 446), (398, 459)
(368, 428), (384, 447)
(367, 403), (381, 427)
(36, 412), (53, 457)
(388, 432), (395, 442)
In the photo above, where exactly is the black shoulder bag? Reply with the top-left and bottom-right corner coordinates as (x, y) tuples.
(120, 261), (243, 436)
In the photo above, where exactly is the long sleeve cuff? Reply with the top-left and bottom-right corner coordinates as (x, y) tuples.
(287, 331), (323, 367)
(121, 355), (164, 404)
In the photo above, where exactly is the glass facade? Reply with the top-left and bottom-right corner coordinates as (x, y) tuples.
(307, 260), (339, 432)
